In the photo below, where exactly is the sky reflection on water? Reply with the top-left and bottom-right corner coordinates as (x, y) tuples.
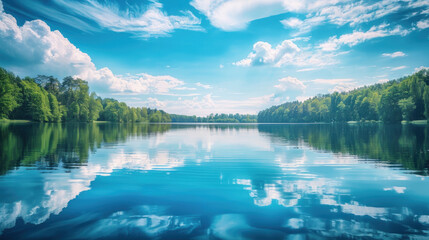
(1, 123), (429, 239)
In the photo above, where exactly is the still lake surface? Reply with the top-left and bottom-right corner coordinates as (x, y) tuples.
(1, 122), (429, 239)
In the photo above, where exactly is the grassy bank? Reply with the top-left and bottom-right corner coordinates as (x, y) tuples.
(0, 119), (32, 123)
(402, 120), (428, 125)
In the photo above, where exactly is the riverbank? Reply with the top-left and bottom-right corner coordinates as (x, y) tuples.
(0, 119), (32, 123)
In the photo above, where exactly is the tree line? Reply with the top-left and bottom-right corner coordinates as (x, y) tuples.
(170, 113), (257, 123)
(258, 69), (429, 123)
(0, 68), (171, 122)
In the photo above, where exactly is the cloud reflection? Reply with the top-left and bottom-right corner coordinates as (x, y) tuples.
(0, 149), (184, 234)
(75, 206), (200, 239)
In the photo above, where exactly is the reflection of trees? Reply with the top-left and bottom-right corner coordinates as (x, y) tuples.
(3, 122), (428, 175)
(258, 124), (429, 174)
(0, 122), (171, 175)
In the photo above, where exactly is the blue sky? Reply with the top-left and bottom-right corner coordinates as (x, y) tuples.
(0, 0), (428, 115)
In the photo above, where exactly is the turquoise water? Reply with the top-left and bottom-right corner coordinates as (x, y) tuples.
(1, 123), (429, 239)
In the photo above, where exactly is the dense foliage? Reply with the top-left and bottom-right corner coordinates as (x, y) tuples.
(170, 113), (257, 123)
(0, 68), (170, 122)
(258, 69), (429, 123)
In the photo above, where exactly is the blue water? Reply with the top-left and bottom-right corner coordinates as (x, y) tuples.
(1, 123), (429, 239)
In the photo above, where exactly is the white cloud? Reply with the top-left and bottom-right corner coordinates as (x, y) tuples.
(281, 17), (303, 28)
(196, 82), (212, 89)
(0, 147), (186, 234)
(391, 65), (407, 71)
(330, 83), (358, 93)
(297, 67), (319, 72)
(296, 96), (312, 102)
(274, 77), (306, 91)
(164, 94), (216, 116)
(163, 93), (283, 116)
(219, 64), (224, 69)
(415, 66), (429, 72)
(284, 0), (405, 35)
(41, 0), (203, 38)
(319, 0), (402, 26)
(190, 0), (343, 31)
(382, 51), (406, 58)
(281, 15), (325, 35)
(319, 24), (410, 51)
(175, 87), (197, 91)
(234, 40), (339, 67)
(383, 186), (406, 194)
(378, 78), (389, 83)
(417, 19), (429, 29)
(0, 6), (186, 95)
(145, 97), (166, 108)
(191, 0), (424, 33)
(310, 78), (354, 85)
(234, 40), (299, 67)
(306, 78), (357, 93)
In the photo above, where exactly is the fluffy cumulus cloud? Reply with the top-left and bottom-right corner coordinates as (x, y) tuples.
(318, 24), (410, 51)
(417, 19), (429, 29)
(0, 5), (187, 95)
(15, 0), (203, 38)
(234, 40), (300, 67)
(0, 11), (92, 77)
(271, 76), (310, 102)
(229, 1), (425, 68)
(274, 77), (306, 91)
(382, 51), (406, 58)
(144, 97), (166, 108)
(233, 40), (340, 68)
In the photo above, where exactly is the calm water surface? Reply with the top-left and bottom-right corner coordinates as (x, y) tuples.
(1, 123), (429, 239)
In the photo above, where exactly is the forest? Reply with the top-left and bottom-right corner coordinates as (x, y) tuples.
(258, 69), (429, 123)
(0, 68), (170, 122)
(2, 67), (429, 124)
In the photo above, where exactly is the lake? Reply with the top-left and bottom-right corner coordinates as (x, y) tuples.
(1, 122), (429, 239)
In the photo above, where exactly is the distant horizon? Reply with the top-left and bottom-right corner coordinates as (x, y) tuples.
(2, 66), (421, 118)
(0, 0), (428, 116)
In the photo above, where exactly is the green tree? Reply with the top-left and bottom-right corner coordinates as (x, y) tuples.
(88, 93), (103, 121)
(423, 86), (429, 119)
(398, 97), (416, 121)
(19, 79), (52, 121)
(48, 93), (61, 122)
(0, 68), (19, 118)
